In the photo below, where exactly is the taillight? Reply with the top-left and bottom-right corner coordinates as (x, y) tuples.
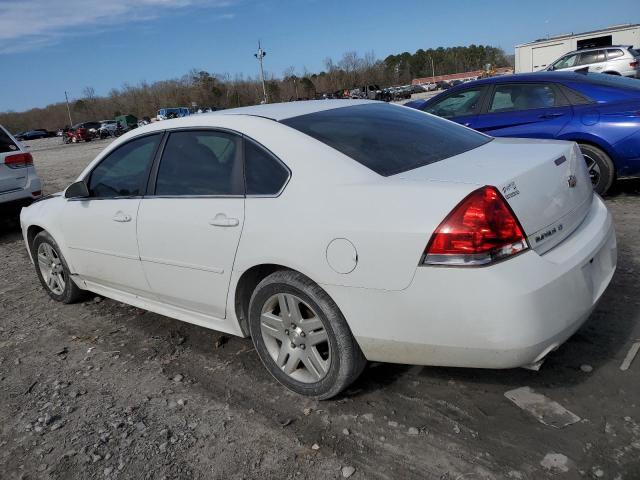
(630, 61), (638, 68)
(422, 186), (528, 266)
(4, 152), (33, 169)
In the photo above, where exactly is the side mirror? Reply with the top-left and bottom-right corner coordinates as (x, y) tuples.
(65, 180), (90, 199)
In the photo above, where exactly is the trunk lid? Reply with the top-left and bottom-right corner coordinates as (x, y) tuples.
(397, 137), (593, 254)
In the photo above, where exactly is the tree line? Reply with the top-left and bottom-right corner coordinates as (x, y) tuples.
(0, 45), (512, 133)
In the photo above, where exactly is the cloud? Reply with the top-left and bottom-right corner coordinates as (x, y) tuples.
(0, 0), (235, 54)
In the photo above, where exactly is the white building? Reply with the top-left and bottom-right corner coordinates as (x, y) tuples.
(515, 24), (640, 73)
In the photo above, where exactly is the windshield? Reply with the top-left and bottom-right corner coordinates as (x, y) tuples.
(282, 103), (491, 177)
(582, 73), (640, 90)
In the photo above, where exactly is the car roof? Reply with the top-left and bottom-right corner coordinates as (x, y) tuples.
(212, 99), (375, 121)
(442, 71), (603, 89)
(568, 45), (632, 53)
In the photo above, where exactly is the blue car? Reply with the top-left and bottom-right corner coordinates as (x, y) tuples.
(405, 72), (640, 194)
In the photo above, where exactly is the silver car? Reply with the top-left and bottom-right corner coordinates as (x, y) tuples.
(547, 45), (640, 78)
(0, 124), (42, 214)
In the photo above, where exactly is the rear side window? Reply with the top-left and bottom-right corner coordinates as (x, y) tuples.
(155, 130), (242, 196)
(489, 83), (560, 112)
(89, 134), (161, 198)
(558, 85), (593, 105)
(282, 103), (491, 177)
(0, 127), (19, 154)
(606, 49), (624, 59)
(245, 139), (289, 195)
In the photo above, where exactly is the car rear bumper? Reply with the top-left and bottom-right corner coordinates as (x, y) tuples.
(324, 194), (616, 368)
(0, 173), (42, 213)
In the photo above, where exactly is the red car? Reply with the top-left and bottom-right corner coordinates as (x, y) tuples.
(63, 122), (100, 143)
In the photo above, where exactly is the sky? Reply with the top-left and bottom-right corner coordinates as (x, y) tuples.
(1, 0), (638, 112)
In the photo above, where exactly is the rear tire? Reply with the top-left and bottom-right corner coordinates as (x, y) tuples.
(578, 143), (615, 195)
(32, 231), (85, 304)
(248, 270), (366, 399)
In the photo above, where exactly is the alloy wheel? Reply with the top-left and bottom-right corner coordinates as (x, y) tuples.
(583, 153), (600, 187)
(37, 243), (66, 295)
(259, 293), (331, 383)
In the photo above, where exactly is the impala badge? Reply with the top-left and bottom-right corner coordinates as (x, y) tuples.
(567, 175), (577, 188)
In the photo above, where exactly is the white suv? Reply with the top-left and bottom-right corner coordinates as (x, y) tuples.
(0, 124), (42, 214)
(547, 45), (640, 78)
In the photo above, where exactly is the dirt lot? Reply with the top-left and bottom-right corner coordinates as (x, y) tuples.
(1, 137), (639, 480)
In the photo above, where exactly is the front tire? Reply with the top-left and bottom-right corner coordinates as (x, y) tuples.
(32, 231), (85, 303)
(579, 143), (615, 195)
(248, 270), (366, 399)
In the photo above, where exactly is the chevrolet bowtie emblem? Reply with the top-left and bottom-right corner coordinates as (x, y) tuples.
(567, 175), (577, 188)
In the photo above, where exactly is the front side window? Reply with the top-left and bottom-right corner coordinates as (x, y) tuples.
(245, 140), (289, 195)
(155, 130), (242, 196)
(489, 83), (559, 112)
(282, 103), (491, 177)
(88, 133), (161, 198)
(424, 88), (484, 118)
(552, 53), (578, 69)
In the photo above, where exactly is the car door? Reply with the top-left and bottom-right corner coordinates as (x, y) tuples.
(577, 49), (607, 73)
(422, 86), (488, 127)
(471, 82), (572, 138)
(136, 129), (245, 319)
(549, 52), (580, 72)
(61, 133), (162, 295)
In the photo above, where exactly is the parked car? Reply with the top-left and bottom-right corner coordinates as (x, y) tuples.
(64, 122), (100, 143)
(405, 71), (640, 194)
(436, 81), (451, 90)
(419, 83), (437, 92)
(157, 107), (190, 120)
(1, 124), (42, 214)
(98, 120), (118, 138)
(15, 129), (53, 141)
(546, 45), (640, 78)
(21, 100), (616, 399)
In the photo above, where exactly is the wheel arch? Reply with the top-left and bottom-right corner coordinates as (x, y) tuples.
(233, 263), (337, 337)
(557, 134), (618, 171)
(233, 263), (293, 336)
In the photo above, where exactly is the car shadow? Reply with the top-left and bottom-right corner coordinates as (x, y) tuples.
(0, 215), (22, 245)
(607, 177), (640, 197)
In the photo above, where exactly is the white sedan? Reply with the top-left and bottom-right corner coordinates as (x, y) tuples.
(20, 100), (617, 399)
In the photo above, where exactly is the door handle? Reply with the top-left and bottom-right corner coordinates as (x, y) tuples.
(539, 113), (564, 119)
(209, 213), (239, 227)
(112, 212), (132, 223)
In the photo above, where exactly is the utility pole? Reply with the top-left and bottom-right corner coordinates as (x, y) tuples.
(429, 56), (435, 82)
(64, 91), (73, 126)
(254, 41), (268, 104)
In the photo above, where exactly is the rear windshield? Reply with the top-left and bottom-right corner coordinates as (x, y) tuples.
(582, 73), (640, 90)
(0, 127), (19, 154)
(281, 103), (491, 176)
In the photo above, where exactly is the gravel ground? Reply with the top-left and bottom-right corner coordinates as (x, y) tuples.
(1, 137), (639, 480)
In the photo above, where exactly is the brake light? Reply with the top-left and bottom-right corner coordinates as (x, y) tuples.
(630, 61), (638, 68)
(422, 186), (528, 266)
(4, 152), (33, 169)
